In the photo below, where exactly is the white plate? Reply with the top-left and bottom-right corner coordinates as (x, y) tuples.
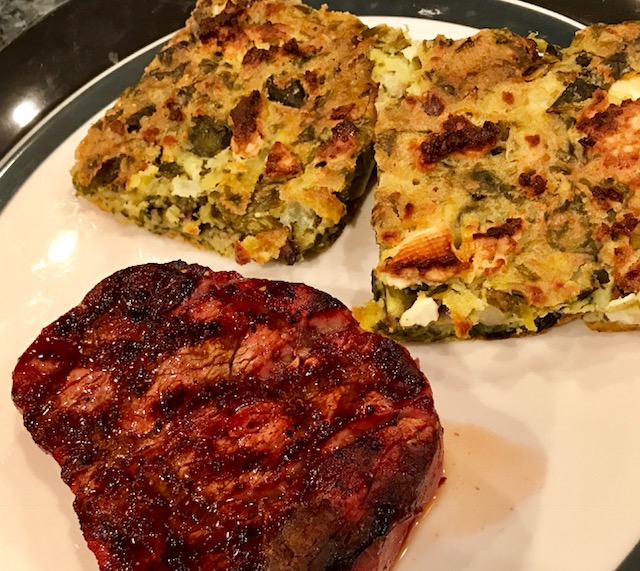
(1, 15), (640, 571)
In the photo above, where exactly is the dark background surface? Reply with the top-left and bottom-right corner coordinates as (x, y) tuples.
(528, 0), (639, 25)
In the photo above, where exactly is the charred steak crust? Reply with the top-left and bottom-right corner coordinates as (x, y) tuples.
(12, 261), (443, 571)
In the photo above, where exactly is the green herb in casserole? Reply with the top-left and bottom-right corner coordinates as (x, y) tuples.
(72, 0), (376, 264)
(357, 23), (640, 340)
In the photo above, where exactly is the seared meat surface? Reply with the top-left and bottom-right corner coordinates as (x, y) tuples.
(12, 261), (443, 571)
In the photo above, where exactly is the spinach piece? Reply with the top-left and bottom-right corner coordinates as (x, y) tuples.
(266, 76), (307, 108)
(126, 105), (156, 132)
(604, 52), (629, 80)
(548, 78), (599, 112)
(188, 116), (231, 157)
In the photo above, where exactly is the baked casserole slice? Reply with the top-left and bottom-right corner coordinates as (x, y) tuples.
(358, 23), (640, 340)
(72, 0), (376, 264)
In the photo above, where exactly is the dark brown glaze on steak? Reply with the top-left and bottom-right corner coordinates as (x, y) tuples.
(12, 261), (443, 571)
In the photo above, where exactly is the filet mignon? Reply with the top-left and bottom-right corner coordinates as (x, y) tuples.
(12, 261), (443, 570)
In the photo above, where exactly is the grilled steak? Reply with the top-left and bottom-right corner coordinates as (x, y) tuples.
(12, 261), (443, 571)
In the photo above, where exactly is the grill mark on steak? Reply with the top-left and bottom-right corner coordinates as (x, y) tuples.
(12, 261), (443, 571)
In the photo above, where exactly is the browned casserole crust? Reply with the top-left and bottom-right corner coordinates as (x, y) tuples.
(72, 0), (377, 265)
(358, 22), (640, 340)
